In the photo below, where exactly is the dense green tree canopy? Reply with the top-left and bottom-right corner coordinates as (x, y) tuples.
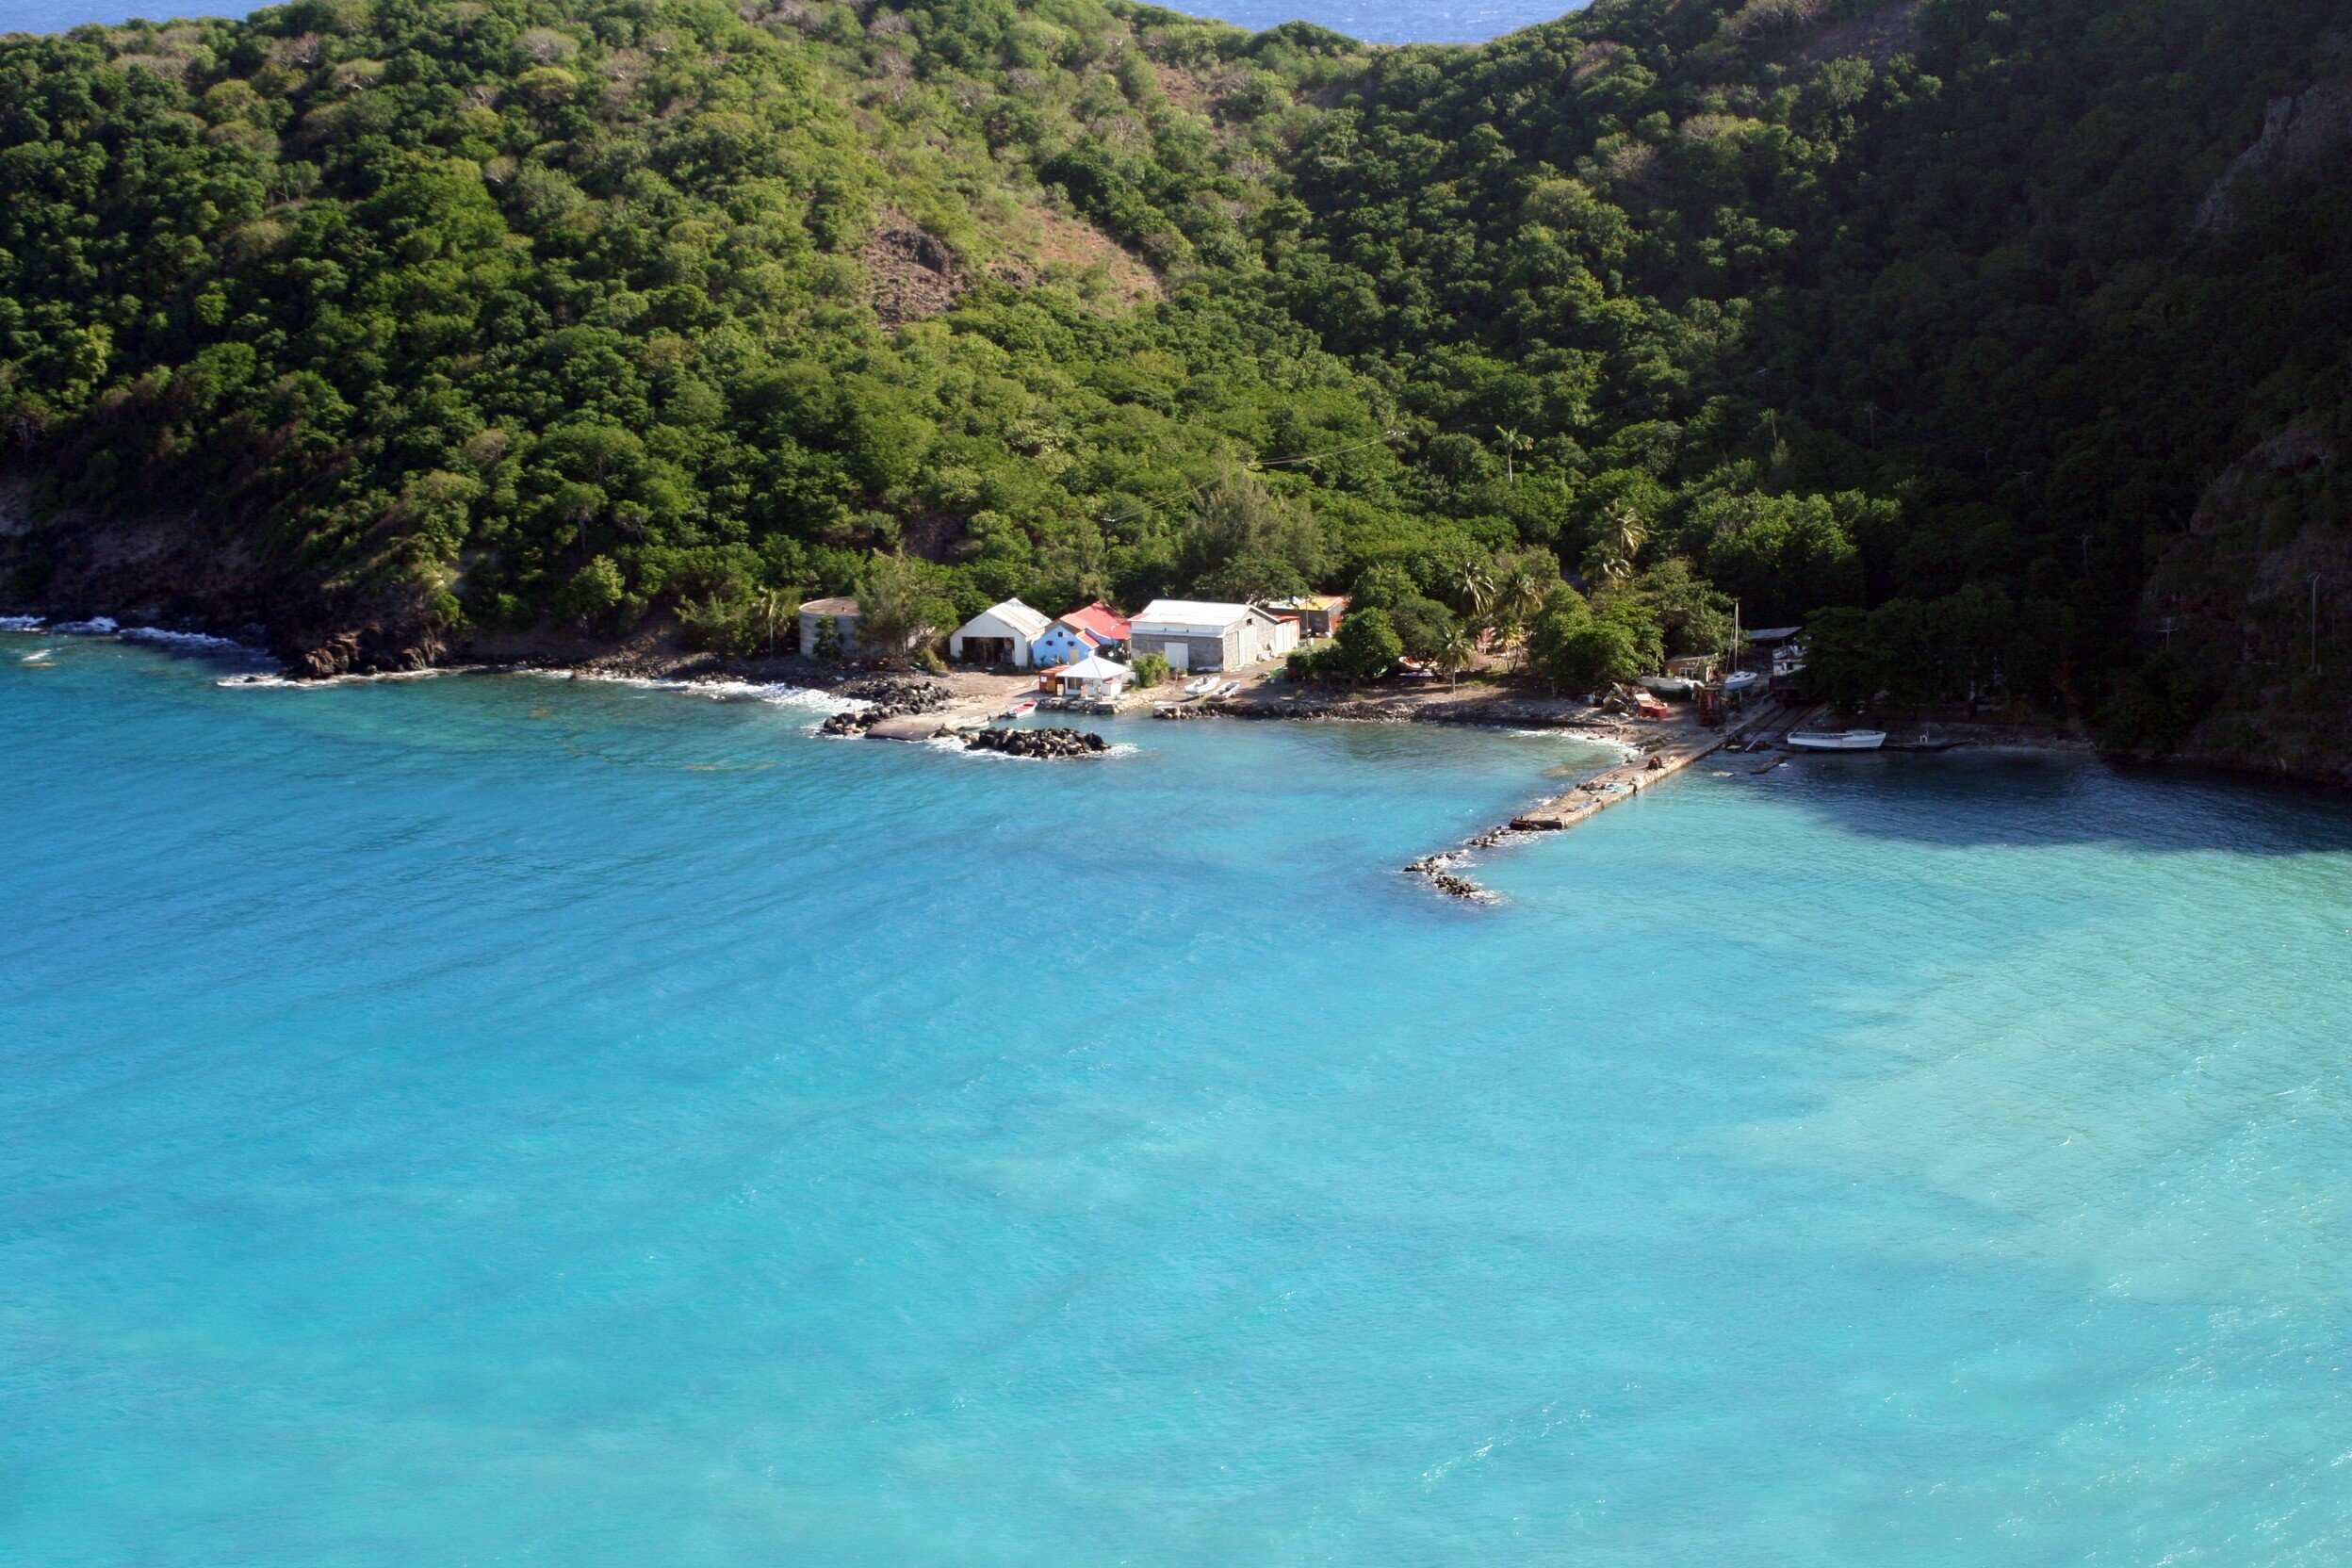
(4, 0), (2348, 733)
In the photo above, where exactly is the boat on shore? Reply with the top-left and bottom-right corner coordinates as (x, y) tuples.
(1787, 729), (1887, 752)
(1639, 675), (1695, 699)
(1722, 670), (1763, 696)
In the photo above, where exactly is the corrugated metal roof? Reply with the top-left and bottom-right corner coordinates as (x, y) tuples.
(1059, 601), (1131, 639)
(1132, 599), (1257, 629)
(956, 598), (1054, 639)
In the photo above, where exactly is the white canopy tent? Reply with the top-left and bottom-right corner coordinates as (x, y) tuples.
(1045, 654), (1134, 697)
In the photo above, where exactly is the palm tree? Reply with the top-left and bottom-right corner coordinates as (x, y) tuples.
(1456, 558), (1495, 624)
(1433, 622), (1478, 691)
(1496, 565), (1547, 630)
(1586, 501), (1649, 585)
(1494, 425), (1533, 487)
(1494, 565), (1549, 670)
(758, 589), (798, 656)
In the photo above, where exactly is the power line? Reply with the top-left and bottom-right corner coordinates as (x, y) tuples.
(1248, 429), (1408, 469)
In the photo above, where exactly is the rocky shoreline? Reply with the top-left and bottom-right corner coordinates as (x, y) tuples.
(0, 584), (2140, 782)
(816, 675), (953, 736)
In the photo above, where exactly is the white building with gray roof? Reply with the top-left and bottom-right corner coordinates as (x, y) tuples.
(1129, 600), (1298, 673)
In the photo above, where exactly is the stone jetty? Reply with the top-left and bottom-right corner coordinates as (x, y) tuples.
(966, 726), (1107, 759)
(1405, 699), (1800, 901)
(820, 676), (953, 737)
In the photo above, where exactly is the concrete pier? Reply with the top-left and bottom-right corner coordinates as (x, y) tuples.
(1405, 699), (1806, 900)
(1507, 699), (1798, 831)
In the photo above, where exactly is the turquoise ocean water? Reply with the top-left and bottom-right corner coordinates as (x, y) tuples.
(6, 628), (2352, 1564)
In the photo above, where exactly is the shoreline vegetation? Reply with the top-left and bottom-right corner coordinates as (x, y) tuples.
(0, 607), (2113, 903)
(4, 0), (2349, 787)
(0, 600), (2088, 756)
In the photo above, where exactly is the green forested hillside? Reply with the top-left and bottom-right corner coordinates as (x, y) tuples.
(4, 0), (2350, 765)
(0, 0), (1427, 649)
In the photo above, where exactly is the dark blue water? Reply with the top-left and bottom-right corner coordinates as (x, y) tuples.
(8, 0), (1583, 45)
(7, 627), (2352, 1565)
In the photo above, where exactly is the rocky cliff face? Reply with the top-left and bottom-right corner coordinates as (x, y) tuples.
(2196, 74), (2352, 231)
(0, 469), (440, 678)
(2135, 422), (2352, 782)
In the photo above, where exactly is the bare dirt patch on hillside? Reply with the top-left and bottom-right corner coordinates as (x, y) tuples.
(864, 214), (963, 324)
(1796, 0), (1925, 65)
(988, 204), (1163, 310)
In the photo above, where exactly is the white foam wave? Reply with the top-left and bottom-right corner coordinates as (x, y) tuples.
(1506, 727), (1637, 756)
(121, 626), (252, 652)
(537, 668), (865, 715)
(22, 648), (54, 662)
(53, 616), (118, 634)
(215, 665), (463, 690)
(760, 685), (864, 715)
(0, 615), (41, 631)
(666, 677), (862, 713)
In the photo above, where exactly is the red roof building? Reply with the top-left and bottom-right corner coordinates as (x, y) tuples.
(1032, 601), (1134, 669)
(1059, 601), (1132, 644)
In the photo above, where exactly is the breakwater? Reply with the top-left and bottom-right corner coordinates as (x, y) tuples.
(1408, 699), (1801, 900)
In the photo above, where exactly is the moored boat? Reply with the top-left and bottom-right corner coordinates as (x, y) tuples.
(1787, 728), (1886, 752)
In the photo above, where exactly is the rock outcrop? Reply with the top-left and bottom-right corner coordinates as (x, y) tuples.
(965, 726), (1107, 759)
(840, 675), (950, 710)
(819, 676), (952, 735)
(0, 469), (441, 677)
(2196, 74), (2352, 231)
(1404, 851), (1495, 903)
(2132, 420), (2352, 781)
(863, 217), (961, 325)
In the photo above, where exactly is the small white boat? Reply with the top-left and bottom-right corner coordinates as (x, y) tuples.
(1722, 670), (1763, 695)
(1184, 675), (1217, 696)
(1787, 729), (1886, 752)
(1002, 698), (1037, 719)
(1216, 680), (1243, 697)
